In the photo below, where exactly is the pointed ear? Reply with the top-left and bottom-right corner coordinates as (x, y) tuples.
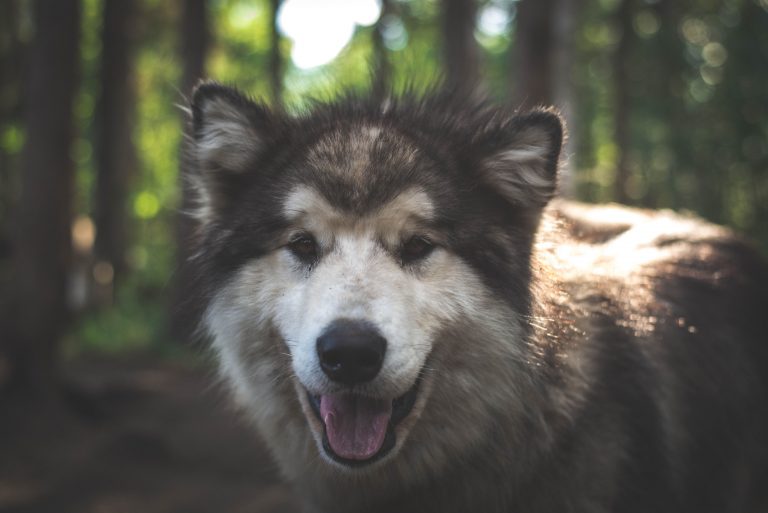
(478, 110), (563, 208)
(191, 81), (271, 172)
(187, 82), (272, 222)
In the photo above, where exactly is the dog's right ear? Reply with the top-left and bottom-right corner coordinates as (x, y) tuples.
(191, 81), (271, 171)
(188, 82), (273, 222)
(476, 109), (563, 209)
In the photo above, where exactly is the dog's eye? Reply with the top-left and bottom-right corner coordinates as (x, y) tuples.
(288, 233), (318, 263)
(401, 236), (435, 264)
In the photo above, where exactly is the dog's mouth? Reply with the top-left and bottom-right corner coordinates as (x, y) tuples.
(306, 377), (421, 466)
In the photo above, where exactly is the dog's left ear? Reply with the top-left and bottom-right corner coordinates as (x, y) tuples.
(191, 81), (273, 173)
(187, 82), (275, 223)
(478, 109), (563, 208)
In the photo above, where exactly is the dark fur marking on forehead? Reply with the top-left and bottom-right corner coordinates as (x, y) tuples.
(294, 126), (453, 216)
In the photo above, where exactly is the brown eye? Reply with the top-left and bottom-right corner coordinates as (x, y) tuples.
(401, 235), (435, 264)
(288, 233), (318, 263)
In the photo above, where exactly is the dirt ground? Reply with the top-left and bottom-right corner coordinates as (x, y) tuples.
(0, 358), (301, 513)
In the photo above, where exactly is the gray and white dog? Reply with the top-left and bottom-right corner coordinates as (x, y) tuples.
(184, 82), (768, 513)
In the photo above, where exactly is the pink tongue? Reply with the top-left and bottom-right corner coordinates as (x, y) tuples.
(320, 393), (392, 460)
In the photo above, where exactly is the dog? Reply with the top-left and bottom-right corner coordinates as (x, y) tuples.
(183, 82), (768, 513)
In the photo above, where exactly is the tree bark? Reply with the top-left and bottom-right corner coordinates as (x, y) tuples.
(0, 0), (24, 223)
(269, 0), (283, 107)
(172, 0), (209, 345)
(551, 0), (581, 197)
(441, 0), (481, 95)
(180, 0), (209, 97)
(0, 0), (24, 258)
(513, 0), (557, 109)
(7, 0), (81, 398)
(613, 0), (633, 204)
(93, 0), (138, 291)
(0, 0), (24, 387)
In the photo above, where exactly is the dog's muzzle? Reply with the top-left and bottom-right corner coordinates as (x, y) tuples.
(307, 319), (420, 465)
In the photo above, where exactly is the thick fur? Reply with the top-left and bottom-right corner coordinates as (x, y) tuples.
(183, 82), (768, 513)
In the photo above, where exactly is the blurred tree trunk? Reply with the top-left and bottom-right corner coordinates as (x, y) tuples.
(93, 0), (138, 293)
(180, 0), (209, 97)
(0, 0), (24, 232)
(269, 0), (283, 107)
(0, 0), (25, 387)
(6, 0), (81, 399)
(441, 0), (481, 95)
(551, 0), (580, 197)
(172, 0), (209, 344)
(0, 0), (25, 259)
(655, 0), (684, 210)
(371, 0), (392, 102)
(613, 0), (633, 204)
(513, 0), (556, 109)
(730, 0), (768, 240)
(513, 0), (579, 194)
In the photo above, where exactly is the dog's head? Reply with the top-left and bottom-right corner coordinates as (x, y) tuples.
(187, 83), (562, 474)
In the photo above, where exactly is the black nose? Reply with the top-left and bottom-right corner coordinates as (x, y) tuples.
(316, 319), (387, 385)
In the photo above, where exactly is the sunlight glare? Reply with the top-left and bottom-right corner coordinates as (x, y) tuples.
(478, 4), (510, 37)
(278, 0), (381, 69)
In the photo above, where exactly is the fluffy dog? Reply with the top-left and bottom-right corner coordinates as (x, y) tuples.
(184, 82), (768, 513)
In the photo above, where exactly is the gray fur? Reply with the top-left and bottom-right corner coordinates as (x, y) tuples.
(183, 82), (768, 513)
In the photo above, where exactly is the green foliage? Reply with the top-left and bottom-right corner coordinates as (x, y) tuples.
(210, 0), (274, 98)
(380, 1), (442, 94)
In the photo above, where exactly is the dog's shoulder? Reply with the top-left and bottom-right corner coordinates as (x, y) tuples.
(538, 200), (765, 294)
(535, 199), (768, 374)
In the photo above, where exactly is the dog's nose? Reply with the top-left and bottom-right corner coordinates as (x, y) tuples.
(316, 319), (387, 385)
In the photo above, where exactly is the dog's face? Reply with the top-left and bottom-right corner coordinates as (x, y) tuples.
(189, 84), (562, 473)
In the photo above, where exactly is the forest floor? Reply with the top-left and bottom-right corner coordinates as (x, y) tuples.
(0, 357), (301, 513)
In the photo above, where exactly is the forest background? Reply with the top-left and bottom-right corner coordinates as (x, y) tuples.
(0, 1), (766, 511)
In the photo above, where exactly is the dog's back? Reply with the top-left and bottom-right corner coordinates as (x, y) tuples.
(185, 83), (768, 512)
(528, 201), (768, 512)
